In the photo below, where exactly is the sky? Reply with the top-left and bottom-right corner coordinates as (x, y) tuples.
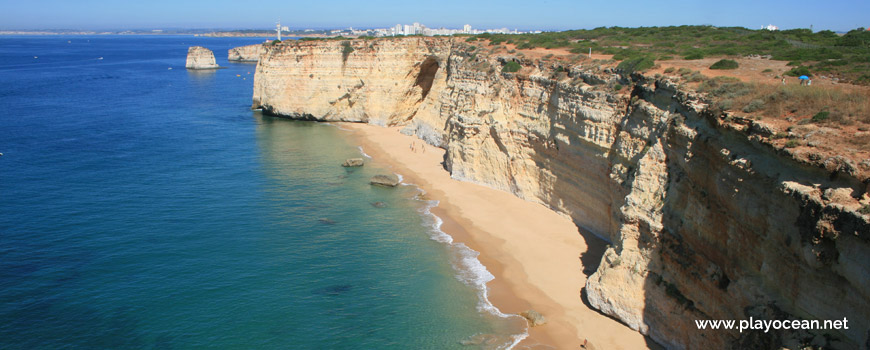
(1, 0), (867, 32)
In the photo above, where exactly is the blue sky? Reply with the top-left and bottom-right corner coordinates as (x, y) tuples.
(1, 0), (867, 32)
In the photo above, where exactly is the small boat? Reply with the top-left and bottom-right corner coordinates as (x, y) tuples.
(97, 57), (103, 60)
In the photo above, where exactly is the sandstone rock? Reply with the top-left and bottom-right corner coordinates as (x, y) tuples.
(520, 309), (547, 327)
(228, 44), (262, 62)
(370, 174), (400, 187)
(341, 158), (364, 167)
(186, 46), (219, 69)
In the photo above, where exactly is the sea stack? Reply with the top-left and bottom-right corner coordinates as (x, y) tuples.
(185, 46), (219, 69)
(228, 44), (263, 62)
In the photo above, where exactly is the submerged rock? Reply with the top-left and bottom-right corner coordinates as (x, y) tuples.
(520, 309), (547, 327)
(370, 174), (400, 187)
(342, 158), (364, 167)
(185, 46), (219, 69)
(370, 201), (387, 208)
(318, 218), (336, 225)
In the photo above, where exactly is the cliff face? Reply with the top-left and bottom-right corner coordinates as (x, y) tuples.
(185, 46), (219, 69)
(251, 37), (870, 349)
(228, 44), (263, 62)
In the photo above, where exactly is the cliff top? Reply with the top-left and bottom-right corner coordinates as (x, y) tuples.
(452, 33), (870, 185)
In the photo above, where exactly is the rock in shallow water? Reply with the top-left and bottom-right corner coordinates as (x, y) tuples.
(520, 309), (547, 327)
(370, 174), (400, 187)
(342, 158), (364, 167)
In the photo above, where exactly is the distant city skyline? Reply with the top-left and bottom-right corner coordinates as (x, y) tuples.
(1, 0), (867, 32)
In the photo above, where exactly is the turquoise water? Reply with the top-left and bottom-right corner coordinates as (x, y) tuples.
(0, 36), (524, 349)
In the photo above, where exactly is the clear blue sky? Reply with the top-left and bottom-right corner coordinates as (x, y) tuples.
(1, 0), (867, 32)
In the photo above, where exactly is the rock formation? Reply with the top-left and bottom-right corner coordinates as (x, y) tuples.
(370, 174), (400, 187)
(520, 309), (547, 327)
(185, 46), (219, 69)
(252, 37), (870, 349)
(228, 44), (263, 62)
(342, 158), (364, 167)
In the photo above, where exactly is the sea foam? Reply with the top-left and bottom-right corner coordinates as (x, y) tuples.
(414, 188), (529, 349)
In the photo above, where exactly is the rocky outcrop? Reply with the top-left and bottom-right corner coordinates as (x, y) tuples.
(185, 46), (219, 69)
(252, 37), (870, 349)
(228, 44), (263, 62)
(521, 309), (547, 327)
(370, 174), (400, 187)
(342, 158), (364, 167)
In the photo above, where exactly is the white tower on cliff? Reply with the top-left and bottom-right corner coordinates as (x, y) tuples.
(276, 22), (288, 41)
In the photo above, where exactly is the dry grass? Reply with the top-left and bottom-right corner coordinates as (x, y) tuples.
(695, 76), (870, 125)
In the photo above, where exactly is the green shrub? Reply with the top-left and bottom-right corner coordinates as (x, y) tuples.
(785, 66), (812, 77)
(812, 110), (830, 122)
(617, 56), (655, 72)
(859, 204), (870, 215)
(677, 67), (693, 76)
(684, 52), (704, 60)
(710, 59), (739, 70)
(502, 61), (522, 73)
(465, 37), (477, 42)
(762, 68), (773, 73)
(785, 139), (800, 148)
(664, 67), (675, 74)
(613, 84), (623, 91)
(271, 40), (281, 45)
(772, 132), (789, 139)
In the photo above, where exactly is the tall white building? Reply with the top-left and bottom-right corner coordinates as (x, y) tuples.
(463, 24), (472, 33)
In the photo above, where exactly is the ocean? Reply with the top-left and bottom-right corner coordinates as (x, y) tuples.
(0, 35), (525, 349)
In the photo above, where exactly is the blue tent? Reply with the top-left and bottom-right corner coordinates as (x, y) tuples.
(799, 75), (810, 80)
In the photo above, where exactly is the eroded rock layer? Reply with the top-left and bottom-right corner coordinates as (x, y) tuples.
(250, 37), (870, 349)
(228, 44), (263, 62)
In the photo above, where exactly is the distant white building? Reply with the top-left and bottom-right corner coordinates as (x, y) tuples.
(763, 24), (779, 31)
(463, 24), (472, 34)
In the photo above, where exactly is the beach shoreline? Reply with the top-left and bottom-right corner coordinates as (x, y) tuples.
(340, 123), (651, 350)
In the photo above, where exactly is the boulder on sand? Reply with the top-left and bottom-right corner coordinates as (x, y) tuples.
(520, 309), (547, 327)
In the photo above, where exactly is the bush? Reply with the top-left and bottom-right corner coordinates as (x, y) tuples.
(743, 99), (765, 112)
(502, 61), (522, 73)
(762, 68), (773, 73)
(271, 40), (281, 45)
(664, 67), (675, 74)
(785, 139), (800, 148)
(684, 52), (704, 60)
(859, 204), (870, 215)
(613, 84), (623, 91)
(710, 59), (739, 70)
(812, 110), (830, 122)
(785, 66), (812, 77)
(617, 56), (655, 72)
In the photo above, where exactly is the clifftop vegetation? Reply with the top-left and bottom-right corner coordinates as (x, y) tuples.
(470, 26), (870, 85)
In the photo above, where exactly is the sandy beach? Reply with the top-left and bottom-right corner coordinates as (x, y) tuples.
(342, 123), (651, 350)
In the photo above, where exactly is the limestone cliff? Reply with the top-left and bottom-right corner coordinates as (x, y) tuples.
(252, 37), (870, 349)
(185, 46), (219, 69)
(228, 44), (263, 62)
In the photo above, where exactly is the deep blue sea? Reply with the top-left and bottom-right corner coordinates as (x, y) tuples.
(0, 35), (524, 349)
